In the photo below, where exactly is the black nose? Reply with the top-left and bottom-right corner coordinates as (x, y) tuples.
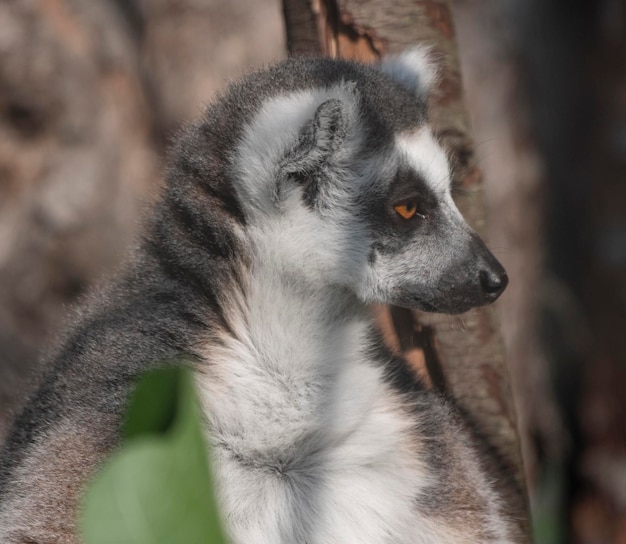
(479, 268), (509, 297)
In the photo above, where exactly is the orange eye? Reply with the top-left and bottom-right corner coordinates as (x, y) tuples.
(394, 202), (418, 220)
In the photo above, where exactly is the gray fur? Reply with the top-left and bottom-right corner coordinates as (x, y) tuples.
(0, 53), (516, 543)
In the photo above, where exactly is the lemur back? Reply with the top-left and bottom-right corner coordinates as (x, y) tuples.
(0, 50), (518, 543)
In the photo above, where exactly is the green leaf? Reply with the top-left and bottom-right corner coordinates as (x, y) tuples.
(81, 367), (227, 544)
(123, 366), (180, 440)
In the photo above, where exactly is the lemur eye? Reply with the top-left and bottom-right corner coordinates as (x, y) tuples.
(394, 202), (419, 220)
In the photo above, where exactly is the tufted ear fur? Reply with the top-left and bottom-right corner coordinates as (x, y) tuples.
(278, 98), (351, 205)
(379, 46), (438, 100)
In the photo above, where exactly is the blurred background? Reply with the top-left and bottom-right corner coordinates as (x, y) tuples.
(0, 0), (624, 542)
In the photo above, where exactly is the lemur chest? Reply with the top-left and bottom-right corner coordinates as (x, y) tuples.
(195, 338), (432, 544)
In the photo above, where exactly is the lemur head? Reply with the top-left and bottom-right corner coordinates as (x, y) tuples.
(231, 48), (507, 314)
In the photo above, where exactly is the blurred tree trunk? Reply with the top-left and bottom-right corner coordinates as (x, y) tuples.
(281, 0), (530, 538)
(138, 0), (284, 138)
(0, 0), (157, 439)
(451, 0), (555, 534)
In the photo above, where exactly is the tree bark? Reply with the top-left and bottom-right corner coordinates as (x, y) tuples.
(281, 0), (530, 537)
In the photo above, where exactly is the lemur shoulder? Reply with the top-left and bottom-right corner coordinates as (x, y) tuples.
(0, 48), (519, 543)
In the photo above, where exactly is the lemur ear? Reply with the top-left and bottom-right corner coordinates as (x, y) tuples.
(379, 46), (438, 99)
(278, 98), (351, 202)
(292, 98), (350, 170)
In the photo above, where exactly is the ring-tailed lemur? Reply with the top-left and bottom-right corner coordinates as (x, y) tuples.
(0, 48), (518, 543)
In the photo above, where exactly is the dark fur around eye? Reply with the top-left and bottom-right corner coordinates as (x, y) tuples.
(388, 168), (437, 208)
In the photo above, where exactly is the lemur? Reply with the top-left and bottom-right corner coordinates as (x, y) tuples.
(0, 48), (517, 543)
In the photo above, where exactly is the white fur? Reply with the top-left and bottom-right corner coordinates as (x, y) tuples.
(233, 84), (362, 218)
(397, 129), (466, 223)
(380, 46), (439, 99)
(232, 86), (376, 293)
(196, 279), (506, 543)
(198, 304), (431, 543)
(396, 129), (451, 196)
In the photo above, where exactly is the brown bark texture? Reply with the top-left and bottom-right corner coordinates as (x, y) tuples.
(281, 0), (530, 535)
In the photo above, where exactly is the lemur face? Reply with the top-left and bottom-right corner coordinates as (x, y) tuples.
(233, 50), (507, 314)
(354, 129), (508, 314)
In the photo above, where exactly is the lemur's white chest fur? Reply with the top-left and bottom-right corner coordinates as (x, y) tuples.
(196, 280), (435, 544)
